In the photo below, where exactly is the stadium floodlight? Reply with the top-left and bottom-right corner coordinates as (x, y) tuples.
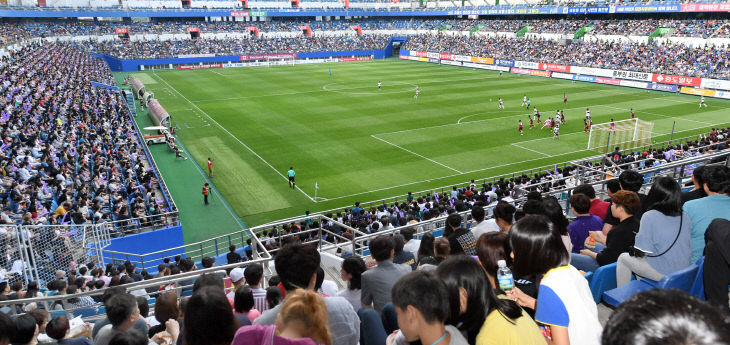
(588, 118), (654, 152)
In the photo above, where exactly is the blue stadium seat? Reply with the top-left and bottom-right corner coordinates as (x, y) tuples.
(74, 307), (99, 318)
(587, 263), (617, 303)
(214, 253), (229, 266)
(582, 271), (593, 284)
(602, 263), (699, 308)
(689, 257), (706, 300)
(433, 228), (444, 238)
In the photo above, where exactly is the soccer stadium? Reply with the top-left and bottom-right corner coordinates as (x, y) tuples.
(2, 0), (730, 344)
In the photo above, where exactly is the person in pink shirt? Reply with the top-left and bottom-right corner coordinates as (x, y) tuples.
(232, 289), (331, 345)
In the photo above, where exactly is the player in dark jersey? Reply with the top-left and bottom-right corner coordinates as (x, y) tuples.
(630, 108), (635, 119)
(518, 120), (524, 136)
(563, 92), (567, 105)
(584, 119), (590, 134)
(528, 115), (534, 129)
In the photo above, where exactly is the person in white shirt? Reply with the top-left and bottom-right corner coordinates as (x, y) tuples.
(401, 226), (421, 260)
(471, 205), (498, 241)
(336, 256), (367, 312)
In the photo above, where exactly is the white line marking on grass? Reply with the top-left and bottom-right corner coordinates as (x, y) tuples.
(153, 73), (317, 203)
(210, 70), (227, 77)
(370, 134), (464, 174)
(511, 143), (551, 157)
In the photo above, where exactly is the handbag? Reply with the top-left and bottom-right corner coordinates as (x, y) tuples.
(630, 213), (682, 258)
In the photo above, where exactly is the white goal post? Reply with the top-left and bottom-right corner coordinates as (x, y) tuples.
(587, 118), (654, 152)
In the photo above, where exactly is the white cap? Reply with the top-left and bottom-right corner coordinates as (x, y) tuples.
(497, 260), (507, 268)
(229, 267), (245, 283)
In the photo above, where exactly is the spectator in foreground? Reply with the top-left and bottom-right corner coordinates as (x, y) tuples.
(567, 193), (603, 254)
(388, 271), (468, 345)
(683, 165), (730, 263)
(11, 314), (38, 345)
(0, 312), (15, 345)
(227, 245), (242, 264)
(602, 289), (730, 345)
(95, 293), (169, 345)
(616, 176), (691, 287)
(45, 316), (93, 345)
(509, 215), (601, 345)
(337, 256), (367, 312)
(92, 287), (148, 339)
(392, 234), (416, 270)
(703, 218), (730, 312)
(147, 292), (179, 338)
(400, 227), (421, 260)
(184, 286), (235, 345)
(234, 286), (261, 324)
(573, 184), (610, 220)
(254, 243), (360, 345)
(416, 233), (436, 263)
(233, 289), (332, 345)
(243, 263), (268, 312)
(444, 213), (477, 255)
(680, 165), (707, 205)
(361, 235), (410, 313)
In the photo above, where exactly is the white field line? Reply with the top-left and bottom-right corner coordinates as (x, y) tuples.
(209, 69), (227, 77)
(153, 73), (317, 202)
(370, 134), (464, 174)
(599, 105), (714, 126)
(510, 143), (552, 157)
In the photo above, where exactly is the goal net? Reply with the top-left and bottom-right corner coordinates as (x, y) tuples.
(587, 118), (654, 152)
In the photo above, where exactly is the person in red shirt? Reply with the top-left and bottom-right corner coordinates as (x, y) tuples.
(573, 184), (609, 220)
(207, 158), (214, 178)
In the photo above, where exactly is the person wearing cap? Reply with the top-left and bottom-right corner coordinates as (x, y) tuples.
(227, 267), (245, 299)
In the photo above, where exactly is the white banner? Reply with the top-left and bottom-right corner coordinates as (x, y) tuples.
(701, 78), (730, 91)
(619, 80), (649, 89)
(714, 91), (730, 99)
(551, 72), (574, 80)
(442, 60), (462, 66)
(610, 69), (653, 82)
(454, 55), (471, 62)
(463, 62), (510, 72)
(427, 52), (439, 59)
(569, 66), (614, 78)
(514, 61), (539, 69)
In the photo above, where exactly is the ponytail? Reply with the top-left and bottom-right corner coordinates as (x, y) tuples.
(278, 289), (332, 345)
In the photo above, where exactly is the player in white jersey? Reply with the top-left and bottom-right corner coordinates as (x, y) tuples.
(555, 113), (562, 126)
(414, 87), (420, 99)
(553, 124), (560, 140)
(498, 98), (504, 109)
(585, 108), (591, 119)
(522, 95), (528, 107)
(700, 96), (707, 107)
(378, 81), (382, 90)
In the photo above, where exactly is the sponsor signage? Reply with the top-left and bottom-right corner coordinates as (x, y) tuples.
(514, 61), (539, 69)
(454, 55), (471, 62)
(399, 55), (409, 60)
(427, 52), (439, 59)
(442, 60), (462, 66)
(680, 87), (716, 97)
(187, 27), (200, 33)
(250, 11), (267, 16)
(417, 57), (429, 62)
(230, 11), (248, 16)
(177, 64), (222, 70)
(652, 74), (701, 87)
(438, 53), (454, 60)
(538, 62), (570, 72)
(551, 72), (574, 80)
(615, 4), (681, 13)
(241, 53), (297, 60)
(611, 70), (652, 81)
(570, 66), (613, 78)
(700, 78), (730, 91)
(511, 67), (551, 77)
(596, 77), (621, 85)
(619, 80), (649, 89)
(428, 58), (440, 64)
(463, 62), (510, 72)
(495, 59), (514, 67)
(470, 56), (494, 64)
(337, 56), (372, 62)
(412, 51), (428, 58)
(115, 28), (129, 34)
(714, 91), (730, 99)
(647, 83), (679, 92)
(573, 75), (596, 82)
(681, 3), (730, 12)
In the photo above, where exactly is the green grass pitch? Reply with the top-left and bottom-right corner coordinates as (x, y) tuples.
(135, 58), (730, 229)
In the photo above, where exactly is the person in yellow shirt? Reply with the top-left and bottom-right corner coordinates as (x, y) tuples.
(55, 202), (69, 217)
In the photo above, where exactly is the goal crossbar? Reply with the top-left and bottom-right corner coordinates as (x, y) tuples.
(588, 118), (654, 152)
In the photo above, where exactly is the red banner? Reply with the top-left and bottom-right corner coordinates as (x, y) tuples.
(681, 3), (730, 11)
(511, 68), (551, 77)
(438, 53), (454, 60)
(187, 27), (200, 33)
(241, 54), (297, 61)
(177, 64), (222, 70)
(338, 56), (373, 62)
(652, 74), (701, 87)
(538, 63), (570, 73)
(412, 51), (428, 58)
(115, 28), (129, 34)
(596, 77), (621, 85)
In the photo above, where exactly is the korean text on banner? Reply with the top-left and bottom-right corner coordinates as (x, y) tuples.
(652, 74), (701, 87)
(538, 63), (570, 72)
(510, 68), (551, 77)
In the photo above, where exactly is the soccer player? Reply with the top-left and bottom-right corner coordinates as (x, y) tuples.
(378, 81), (382, 90)
(528, 115), (534, 129)
(534, 108), (541, 124)
(553, 124), (560, 140)
(563, 92), (567, 105)
(526, 99), (531, 109)
(521, 94), (527, 107)
(560, 110), (566, 124)
(414, 87), (420, 99)
(518, 120), (524, 135)
(541, 117), (552, 130)
(630, 108), (635, 119)
(585, 108), (591, 119)
(584, 118), (590, 134)
(555, 113), (562, 127)
(609, 118), (616, 134)
(700, 96), (707, 107)
(287, 167), (296, 189)
(329, 68), (332, 77)
(498, 98), (504, 109)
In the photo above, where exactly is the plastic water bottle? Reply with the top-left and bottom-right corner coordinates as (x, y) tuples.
(497, 260), (514, 292)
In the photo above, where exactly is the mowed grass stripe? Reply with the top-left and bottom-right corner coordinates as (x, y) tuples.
(143, 59), (730, 228)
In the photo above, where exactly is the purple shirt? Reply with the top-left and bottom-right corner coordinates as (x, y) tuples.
(232, 324), (320, 345)
(568, 215), (604, 253)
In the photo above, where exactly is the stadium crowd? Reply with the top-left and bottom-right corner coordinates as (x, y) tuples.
(0, 43), (172, 285)
(1, 160), (729, 345)
(404, 34), (730, 78)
